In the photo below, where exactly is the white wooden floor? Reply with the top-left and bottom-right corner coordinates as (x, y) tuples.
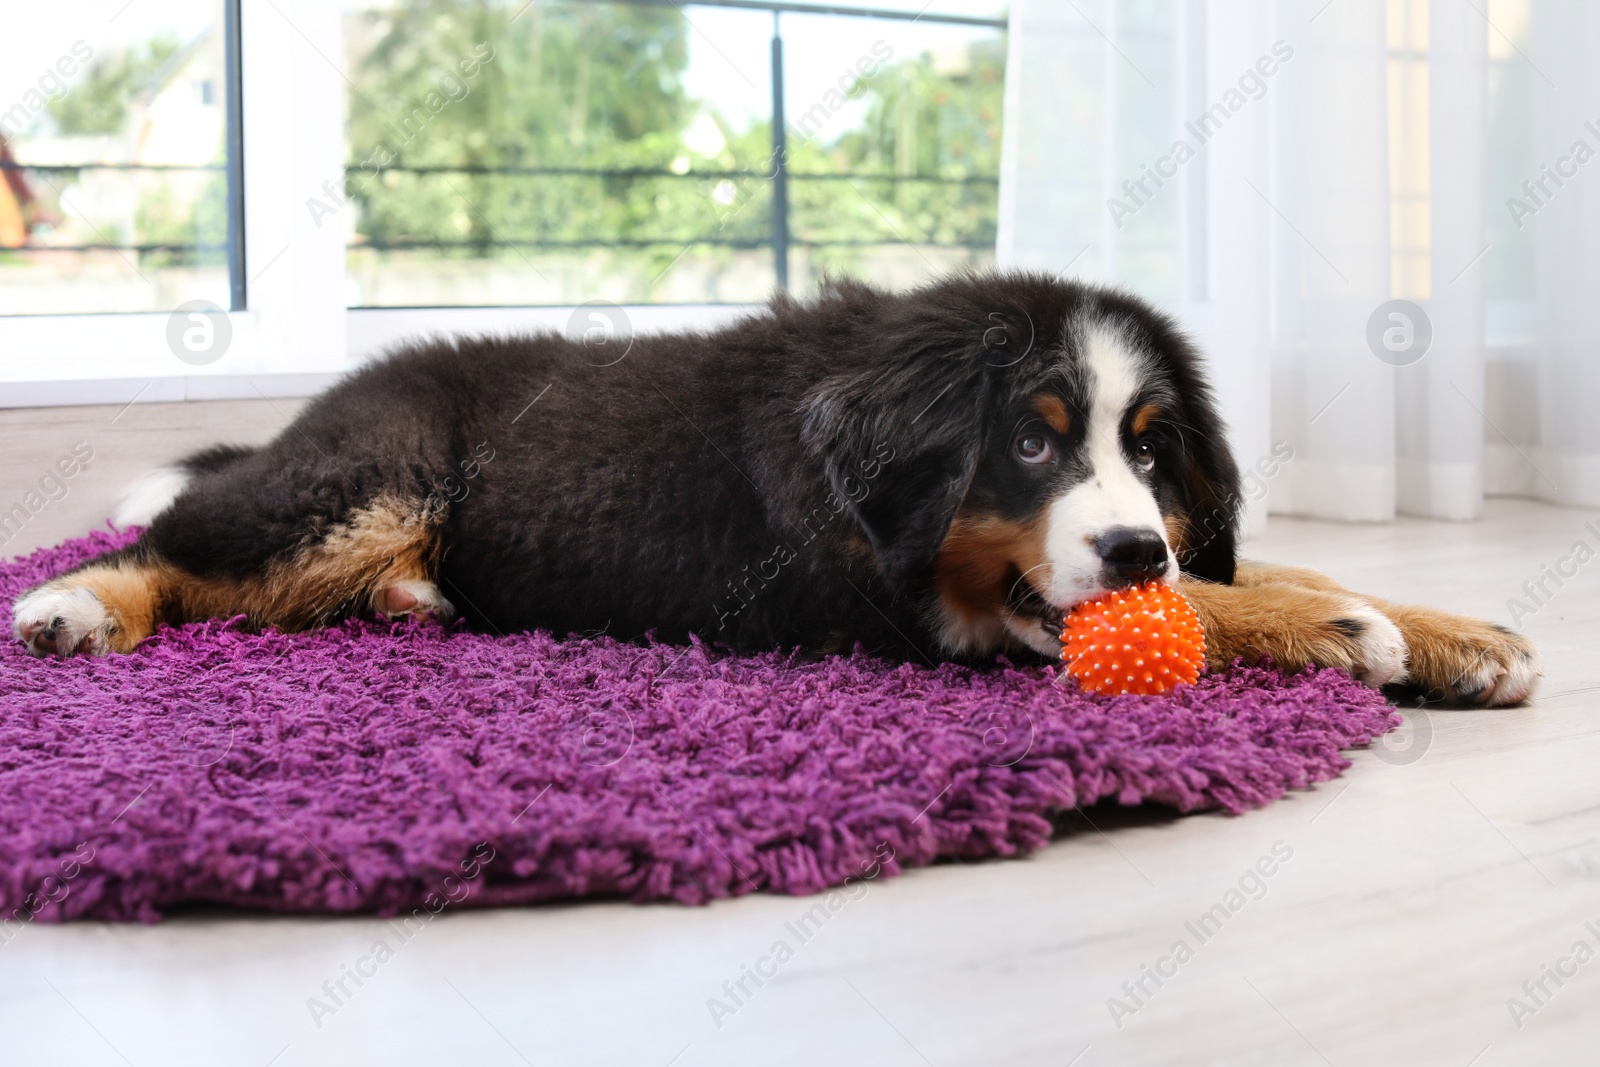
(3, 488), (1598, 1066)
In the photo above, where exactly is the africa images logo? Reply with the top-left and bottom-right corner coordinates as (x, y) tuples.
(165, 299), (232, 366)
(1365, 299), (1431, 367)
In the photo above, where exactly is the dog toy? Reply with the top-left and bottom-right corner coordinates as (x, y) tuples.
(1060, 582), (1206, 696)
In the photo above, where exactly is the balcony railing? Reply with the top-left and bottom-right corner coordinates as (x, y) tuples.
(2, 0), (1007, 293)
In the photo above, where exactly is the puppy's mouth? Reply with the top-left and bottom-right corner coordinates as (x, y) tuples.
(1004, 566), (1066, 637)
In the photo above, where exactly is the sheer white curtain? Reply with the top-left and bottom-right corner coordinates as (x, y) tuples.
(997, 0), (1600, 526)
(1518, 0), (1600, 504)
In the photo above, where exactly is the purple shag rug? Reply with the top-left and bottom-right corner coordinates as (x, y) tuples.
(0, 529), (1397, 922)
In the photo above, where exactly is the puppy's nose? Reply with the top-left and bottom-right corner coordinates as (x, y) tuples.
(1093, 526), (1170, 585)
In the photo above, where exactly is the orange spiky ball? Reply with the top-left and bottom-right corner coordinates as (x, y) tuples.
(1060, 582), (1206, 696)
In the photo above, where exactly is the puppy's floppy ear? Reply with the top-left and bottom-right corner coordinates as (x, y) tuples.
(802, 357), (989, 587)
(1170, 402), (1241, 585)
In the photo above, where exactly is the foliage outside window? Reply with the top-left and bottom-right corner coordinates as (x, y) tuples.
(341, 0), (1006, 307)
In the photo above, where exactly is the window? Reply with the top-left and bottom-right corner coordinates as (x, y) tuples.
(337, 0), (1007, 307)
(0, 0), (240, 316)
(0, 0), (1005, 403)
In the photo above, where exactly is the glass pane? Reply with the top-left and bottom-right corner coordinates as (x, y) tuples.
(1103, 4), (1179, 304)
(0, 0), (234, 316)
(775, 0), (1006, 15)
(780, 11), (1005, 297)
(1485, 0), (1534, 305)
(340, 0), (1005, 307)
(342, 0), (775, 307)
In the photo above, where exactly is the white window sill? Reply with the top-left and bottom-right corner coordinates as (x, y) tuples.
(0, 304), (763, 409)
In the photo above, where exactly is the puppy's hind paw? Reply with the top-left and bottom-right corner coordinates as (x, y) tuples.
(1387, 608), (1541, 707)
(372, 580), (456, 623)
(12, 586), (113, 657)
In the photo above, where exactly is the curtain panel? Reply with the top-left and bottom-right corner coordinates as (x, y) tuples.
(997, 0), (1598, 525)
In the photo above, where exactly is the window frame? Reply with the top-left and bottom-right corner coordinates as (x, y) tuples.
(0, 0), (1006, 407)
(0, 0), (348, 405)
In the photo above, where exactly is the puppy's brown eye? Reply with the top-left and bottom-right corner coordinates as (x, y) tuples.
(1016, 433), (1054, 465)
(1134, 440), (1156, 472)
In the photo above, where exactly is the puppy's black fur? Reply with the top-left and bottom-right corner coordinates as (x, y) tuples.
(122, 271), (1240, 659)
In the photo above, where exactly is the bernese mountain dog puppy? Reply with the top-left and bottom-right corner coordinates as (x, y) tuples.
(12, 272), (1538, 705)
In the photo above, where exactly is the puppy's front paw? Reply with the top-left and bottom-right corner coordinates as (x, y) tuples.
(1385, 606), (1540, 706)
(12, 585), (113, 657)
(1325, 603), (1408, 686)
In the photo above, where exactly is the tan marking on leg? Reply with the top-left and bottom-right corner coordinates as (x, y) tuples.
(71, 563), (169, 653)
(14, 496), (447, 655)
(1178, 576), (1406, 684)
(1186, 560), (1539, 703)
(175, 495), (447, 630)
